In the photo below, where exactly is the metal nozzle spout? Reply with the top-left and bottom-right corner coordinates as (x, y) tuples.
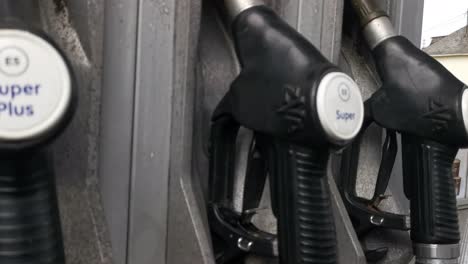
(224, 0), (265, 23)
(350, 0), (388, 27)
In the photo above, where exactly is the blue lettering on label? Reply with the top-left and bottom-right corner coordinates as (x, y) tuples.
(336, 110), (356, 121)
(0, 83), (40, 117)
(0, 102), (34, 117)
(0, 84), (41, 100)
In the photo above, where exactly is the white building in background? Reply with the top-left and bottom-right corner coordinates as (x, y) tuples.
(424, 26), (468, 83)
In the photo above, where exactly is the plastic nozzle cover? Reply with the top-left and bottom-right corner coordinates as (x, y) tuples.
(351, 0), (388, 26)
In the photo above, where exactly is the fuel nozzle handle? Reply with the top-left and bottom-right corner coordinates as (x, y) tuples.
(350, 0), (468, 263)
(214, 2), (364, 263)
(0, 6), (76, 263)
(402, 136), (460, 264)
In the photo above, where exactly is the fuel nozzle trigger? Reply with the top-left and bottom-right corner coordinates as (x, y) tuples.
(339, 108), (410, 236)
(208, 117), (278, 264)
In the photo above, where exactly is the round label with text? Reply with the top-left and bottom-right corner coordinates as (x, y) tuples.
(0, 30), (71, 141)
(316, 72), (364, 142)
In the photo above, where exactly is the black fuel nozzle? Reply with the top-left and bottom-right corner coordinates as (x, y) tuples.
(349, 0), (468, 263)
(0, 1), (76, 263)
(208, 1), (364, 263)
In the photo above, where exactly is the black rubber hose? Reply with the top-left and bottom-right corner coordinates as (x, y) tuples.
(0, 150), (65, 264)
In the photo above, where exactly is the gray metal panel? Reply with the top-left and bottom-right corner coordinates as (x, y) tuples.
(282, 0), (343, 63)
(37, 1), (113, 263)
(166, 2), (236, 264)
(126, 0), (176, 263)
(459, 209), (468, 264)
(389, 0), (425, 46)
(100, 1), (139, 263)
(166, 1), (217, 264)
(97, 1), (427, 264)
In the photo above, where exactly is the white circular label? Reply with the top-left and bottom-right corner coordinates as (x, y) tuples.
(0, 30), (71, 141)
(316, 72), (364, 142)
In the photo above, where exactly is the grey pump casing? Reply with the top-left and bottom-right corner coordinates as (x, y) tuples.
(99, 0), (424, 263)
(0, 1), (425, 264)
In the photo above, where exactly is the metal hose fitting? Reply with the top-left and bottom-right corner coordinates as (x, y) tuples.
(350, 0), (387, 27)
(414, 244), (460, 264)
(224, 0), (265, 23)
(350, 0), (396, 49)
